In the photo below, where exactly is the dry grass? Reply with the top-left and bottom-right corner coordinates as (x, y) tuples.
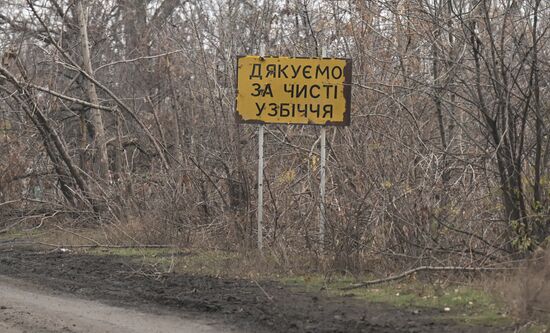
(495, 248), (550, 324)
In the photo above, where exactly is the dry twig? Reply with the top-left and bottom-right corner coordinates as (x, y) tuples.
(254, 280), (274, 301)
(340, 266), (514, 290)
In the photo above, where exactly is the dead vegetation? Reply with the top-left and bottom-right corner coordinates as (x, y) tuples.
(0, 0), (550, 329)
(496, 248), (550, 323)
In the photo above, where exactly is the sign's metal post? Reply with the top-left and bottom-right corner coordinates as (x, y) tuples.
(235, 48), (352, 253)
(257, 43), (266, 252)
(319, 47), (327, 250)
(320, 126), (326, 248)
(258, 124), (264, 251)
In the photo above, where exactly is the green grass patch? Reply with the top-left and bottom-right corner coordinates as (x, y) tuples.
(521, 324), (550, 333)
(281, 275), (512, 327)
(0, 227), (44, 240)
(82, 247), (242, 277)
(84, 247), (173, 257)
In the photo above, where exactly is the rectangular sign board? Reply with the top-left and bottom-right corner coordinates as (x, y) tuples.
(236, 56), (352, 126)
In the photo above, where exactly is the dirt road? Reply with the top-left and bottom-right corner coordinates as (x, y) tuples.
(0, 276), (236, 333)
(0, 247), (513, 332)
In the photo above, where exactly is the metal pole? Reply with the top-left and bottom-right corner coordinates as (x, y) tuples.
(258, 124), (264, 251)
(257, 43), (266, 251)
(319, 47), (327, 248)
(320, 127), (326, 247)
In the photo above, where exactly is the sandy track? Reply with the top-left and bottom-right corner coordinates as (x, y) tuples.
(0, 276), (236, 333)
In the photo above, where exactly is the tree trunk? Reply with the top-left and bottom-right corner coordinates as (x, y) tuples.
(77, 0), (109, 181)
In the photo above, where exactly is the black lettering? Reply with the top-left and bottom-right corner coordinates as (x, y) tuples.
(303, 65), (312, 79)
(310, 85), (321, 98)
(263, 84), (273, 97)
(251, 83), (262, 96)
(249, 63), (262, 79)
(296, 85), (307, 98)
(331, 66), (343, 79)
(266, 64), (276, 78)
(280, 103), (291, 117)
(278, 65), (289, 78)
(297, 104), (308, 117)
(291, 65), (301, 78)
(323, 84), (337, 98)
(255, 102), (266, 116)
(283, 83), (294, 97)
(322, 104), (333, 118)
(268, 103), (278, 117)
(310, 104), (321, 117)
(315, 65), (329, 79)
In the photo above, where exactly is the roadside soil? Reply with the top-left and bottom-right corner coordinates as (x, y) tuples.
(0, 246), (514, 333)
(0, 275), (234, 333)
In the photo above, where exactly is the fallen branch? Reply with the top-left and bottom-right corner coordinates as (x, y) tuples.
(254, 280), (274, 302)
(0, 200), (19, 207)
(340, 266), (514, 290)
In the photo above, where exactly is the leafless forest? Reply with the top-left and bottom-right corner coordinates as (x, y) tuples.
(1, 0), (549, 270)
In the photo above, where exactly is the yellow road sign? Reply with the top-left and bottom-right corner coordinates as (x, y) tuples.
(236, 56), (351, 126)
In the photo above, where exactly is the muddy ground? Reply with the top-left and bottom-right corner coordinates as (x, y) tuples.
(0, 274), (231, 333)
(0, 245), (513, 333)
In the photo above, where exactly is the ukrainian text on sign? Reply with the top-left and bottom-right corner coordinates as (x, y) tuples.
(236, 56), (352, 126)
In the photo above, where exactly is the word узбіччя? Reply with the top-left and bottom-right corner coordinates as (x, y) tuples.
(236, 56), (352, 126)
